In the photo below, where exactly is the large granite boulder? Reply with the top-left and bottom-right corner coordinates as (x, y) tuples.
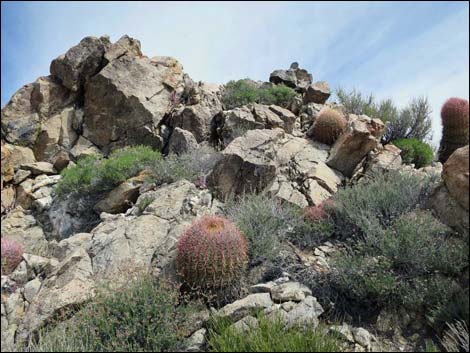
(327, 115), (385, 177)
(1, 76), (76, 147)
(303, 81), (331, 104)
(17, 248), (95, 341)
(269, 62), (313, 92)
(442, 145), (469, 211)
(209, 129), (341, 207)
(83, 54), (183, 152)
(50, 36), (110, 92)
(88, 180), (219, 278)
(1, 141), (14, 187)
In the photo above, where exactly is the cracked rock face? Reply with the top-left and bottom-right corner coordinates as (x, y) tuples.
(83, 54), (184, 152)
(209, 128), (343, 207)
(88, 180), (220, 278)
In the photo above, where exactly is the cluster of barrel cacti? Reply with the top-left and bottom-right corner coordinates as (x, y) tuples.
(1, 237), (23, 275)
(438, 97), (469, 163)
(310, 108), (347, 145)
(176, 215), (248, 290)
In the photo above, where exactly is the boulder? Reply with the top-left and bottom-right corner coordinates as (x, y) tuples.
(1, 76), (76, 146)
(0, 207), (48, 253)
(104, 34), (142, 64)
(50, 36), (110, 91)
(20, 162), (56, 175)
(1, 141), (14, 186)
(268, 105), (297, 133)
(303, 81), (331, 104)
(18, 248), (95, 340)
(269, 69), (297, 88)
(427, 183), (469, 235)
(1, 187), (16, 214)
(69, 136), (101, 159)
(270, 282), (313, 303)
(442, 145), (469, 210)
(33, 107), (78, 165)
(327, 115), (385, 177)
(208, 129), (282, 198)
(89, 180), (218, 277)
(167, 128), (199, 155)
(94, 173), (146, 214)
(169, 104), (215, 143)
(13, 170), (31, 185)
(269, 63), (313, 92)
(83, 54), (182, 151)
(5, 144), (37, 170)
(216, 293), (273, 321)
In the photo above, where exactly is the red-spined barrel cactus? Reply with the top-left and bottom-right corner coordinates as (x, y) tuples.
(176, 215), (248, 289)
(438, 98), (469, 163)
(310, 108), (347, 145)
(1, 238), (23, 275)
(304, 199), (334, 223)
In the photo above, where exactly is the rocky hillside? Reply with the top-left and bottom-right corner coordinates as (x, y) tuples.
(1, 35), (469, 352)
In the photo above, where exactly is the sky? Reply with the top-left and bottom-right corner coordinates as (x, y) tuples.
(1, 1), (469, 145)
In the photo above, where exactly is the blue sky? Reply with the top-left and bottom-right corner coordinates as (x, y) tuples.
(2, 1), (469, 144)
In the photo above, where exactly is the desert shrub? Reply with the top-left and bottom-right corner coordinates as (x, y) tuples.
(222, 79), (298, 109)
(225, 194), (335, 263)
(56, 145), (162, 197)
(148, 145), (221, 186)
(258, 84), (298, 108)
(224, 194), (293, 265)
(438, 97), (469, 163)
(310, 108), (347, 145)
(332, 210), (468, 313)
(176, 215), (248, 290)
(26, 275), (202, 352)
(441, 320), (469, 352)
(1, 237), (23, 275)
(208, 314), (340, 352)
(336, 88), (432, 144)
(393, 138), (434, 168)
(288, 202), (335, 249)
(428, 288), (470, 333)
(329, 169), (438, 240)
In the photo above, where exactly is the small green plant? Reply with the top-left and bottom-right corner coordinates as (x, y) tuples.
(393, 138), (434, 168)
(438, 97), (469, 163)
(208, 314), (340, 352)
(56, 145), (162, 197)
(222, 79), (298, 109)
(176, 215), (248, 290)
(309, 108), (347, 145)
(26, 274), (203, 352)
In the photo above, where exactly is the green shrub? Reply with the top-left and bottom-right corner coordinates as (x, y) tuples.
(258, 84), (298, 108)
(332, 210), (468, 313)
(26, 275), (203, 352)
(222, 79), (298, 109)
(225, 194), (335, 264)
(56, 145), (162, 197)
(330, 170), (438, 240)
(393, 138), (434, 168)
(208, 314), (340, 352)
(336, 88), (432, 144)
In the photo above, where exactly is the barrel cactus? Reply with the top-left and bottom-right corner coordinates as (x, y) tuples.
(310, 108), (347, 145)
(1, 238), (23, 275)
(176, 215), (248, 290)
(438, 97), (469, 163)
